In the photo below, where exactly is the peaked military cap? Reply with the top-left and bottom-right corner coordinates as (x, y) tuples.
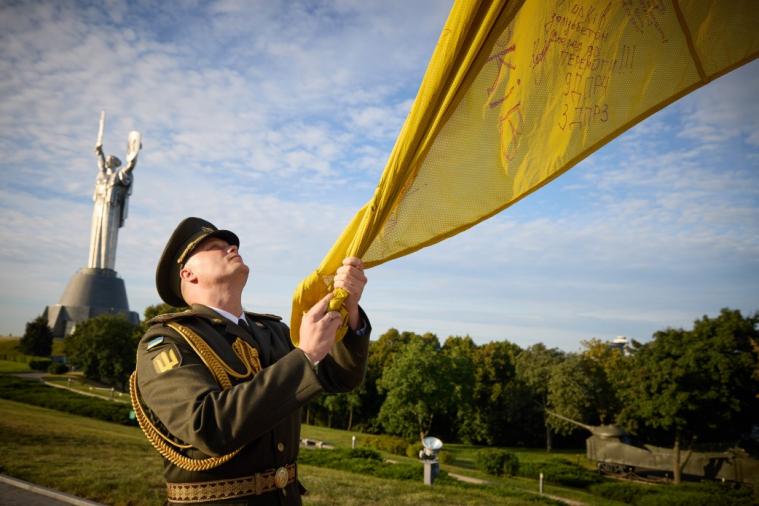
(156, 217), (240, 307)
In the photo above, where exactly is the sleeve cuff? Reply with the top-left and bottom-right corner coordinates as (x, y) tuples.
(354, 316), (370, 337)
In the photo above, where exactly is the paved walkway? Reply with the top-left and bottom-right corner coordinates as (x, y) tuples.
(0, 475), (103, 506)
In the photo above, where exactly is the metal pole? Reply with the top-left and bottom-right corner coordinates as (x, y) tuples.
(539, 472), (544, 495)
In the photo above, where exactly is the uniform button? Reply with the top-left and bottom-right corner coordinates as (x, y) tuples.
(277, 442), (285, 452)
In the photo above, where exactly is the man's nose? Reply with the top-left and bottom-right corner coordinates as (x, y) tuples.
(227, 244), (238, 254)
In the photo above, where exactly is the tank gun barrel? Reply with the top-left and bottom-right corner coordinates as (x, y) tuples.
(546, 410), (595, 433)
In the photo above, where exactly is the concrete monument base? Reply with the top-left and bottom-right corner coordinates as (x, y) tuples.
(44, 268), (139, 337)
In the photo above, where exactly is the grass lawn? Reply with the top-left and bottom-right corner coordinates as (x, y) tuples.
(0, 399), (566, 505)
(298, 425), (619, 506)
(4, 382), (746, 505)
(0, 398), (165, 505)
(0, 359), (31, 373)
(0, 338), (23, 360)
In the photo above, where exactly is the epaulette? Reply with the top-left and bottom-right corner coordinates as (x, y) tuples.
(244, 311), (283, 322)
(147, 309), (224, 326)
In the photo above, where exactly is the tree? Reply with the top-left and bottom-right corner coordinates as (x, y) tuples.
(515, 343), (565, 451)
(617, 308), (759, 484)
(143, 302), (184, 320)
(138, 303), (183, 334)
(357, 329), (440, 433)
(20, 315), (53, 357)
(441, 335), (479, 442)
(470, 340), (528, 446)
(321, 394), (344, 428)
(547, 353), (616, 435)
(65, 314), (139, 390)
(378, 338), (454, 441)
(581, 337), (630, 420)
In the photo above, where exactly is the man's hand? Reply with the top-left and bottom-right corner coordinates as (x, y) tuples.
(299, 293), (342, 364)
(333, 257), (367, 330)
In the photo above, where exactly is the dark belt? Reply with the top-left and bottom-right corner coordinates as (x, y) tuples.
(166, 464), (297, 503)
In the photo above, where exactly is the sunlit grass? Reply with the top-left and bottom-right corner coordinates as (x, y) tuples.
(0, 359), (31, 373)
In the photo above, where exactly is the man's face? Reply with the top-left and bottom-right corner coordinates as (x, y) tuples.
(182, 236), (250, 289)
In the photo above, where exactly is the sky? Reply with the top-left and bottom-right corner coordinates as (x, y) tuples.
(0, 1), (757, 351)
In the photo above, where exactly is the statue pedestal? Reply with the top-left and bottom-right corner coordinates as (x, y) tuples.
(45, 268), (139, 337)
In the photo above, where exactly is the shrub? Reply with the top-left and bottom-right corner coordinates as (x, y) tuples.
(299, 447), (430, 482)
(437, 450), (453, 464)
(476, 449), (520, 476)
(519, 459), (602, 488)
(360, 434), (409, 455)
(348, 448), (382, 461)
(28, 359), (53, 371)
(405, 444), (419, 458)
(637, 482), (754, 506)
(47, 362), (69, 374)
(590, 482), (653, 503)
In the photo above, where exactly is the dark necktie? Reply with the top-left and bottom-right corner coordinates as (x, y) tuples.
(238, 318), (251, 334)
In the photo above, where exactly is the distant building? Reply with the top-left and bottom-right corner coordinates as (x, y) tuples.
(608, 336), (632, 355)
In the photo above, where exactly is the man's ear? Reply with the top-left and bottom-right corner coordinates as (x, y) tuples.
(180, 266), (197, 284)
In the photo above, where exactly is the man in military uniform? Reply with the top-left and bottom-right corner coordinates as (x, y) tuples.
(131, 217), (370, 505)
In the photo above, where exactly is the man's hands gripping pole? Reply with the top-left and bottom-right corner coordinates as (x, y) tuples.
(298, 257), (366, 364)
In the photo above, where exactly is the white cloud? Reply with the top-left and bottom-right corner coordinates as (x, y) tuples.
(677, 60), (759, 146)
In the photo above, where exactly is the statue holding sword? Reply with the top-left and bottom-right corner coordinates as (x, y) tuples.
(88, 111), (142, 271)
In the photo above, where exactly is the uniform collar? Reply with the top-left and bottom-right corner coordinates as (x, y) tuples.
(207, 305), (245, 324)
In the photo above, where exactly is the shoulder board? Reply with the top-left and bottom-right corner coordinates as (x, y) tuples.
(244, 311), (282, 322)
(147, 309), (223, 325)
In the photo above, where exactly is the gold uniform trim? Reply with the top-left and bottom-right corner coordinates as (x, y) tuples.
(166, 464), (297, 503)
(130, 322), (262, 471)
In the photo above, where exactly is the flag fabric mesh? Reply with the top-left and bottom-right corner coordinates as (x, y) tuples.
(290, 0), (759, 344)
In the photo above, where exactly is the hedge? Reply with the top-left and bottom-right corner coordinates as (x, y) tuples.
(518, 458), (602, 488)
(0, 375), (134, 425)
(360, 434), (409, 455)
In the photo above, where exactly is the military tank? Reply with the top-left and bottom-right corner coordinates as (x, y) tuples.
(547, 411), (759, 487)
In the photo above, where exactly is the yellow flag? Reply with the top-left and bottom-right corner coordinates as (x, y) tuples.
(291, 0), (759, 343)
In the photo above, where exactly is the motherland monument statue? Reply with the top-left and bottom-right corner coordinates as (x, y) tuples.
(45, 112), (142, 336)
(89, 111), (141, 270)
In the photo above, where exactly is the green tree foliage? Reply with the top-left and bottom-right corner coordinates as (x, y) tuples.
(20, 315), (53, 357)
(377, 336), (453, 441)
(515, 343), (566, 450)
(617, 308), (759, 483)
(470, 340), (529, 446)
(581, 338), (630, 419)
(441, 335), (479, 442)
(357, 329), (438, 433)
(301, 308), (757, 456)
(143, 303), (184, 320)
(547, 353), (617, 435)
(65, 314), (138, 391)
(138, 303), (184, 335)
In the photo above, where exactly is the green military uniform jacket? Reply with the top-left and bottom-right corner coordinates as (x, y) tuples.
(133, 303), (371, 505)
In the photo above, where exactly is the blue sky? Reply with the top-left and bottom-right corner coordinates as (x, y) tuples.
(1, 1), (757, 350)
